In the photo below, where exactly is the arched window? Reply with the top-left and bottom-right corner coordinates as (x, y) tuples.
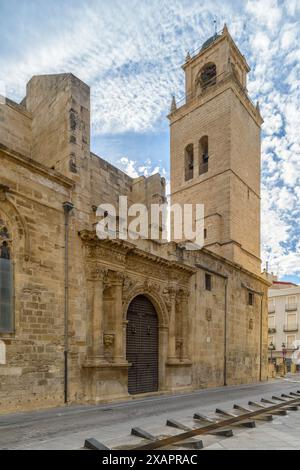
(199, 136), (209, 175)
(0, 217), (13, 333)
(198, 63), (217, 90)
(184, 144), (194, 181)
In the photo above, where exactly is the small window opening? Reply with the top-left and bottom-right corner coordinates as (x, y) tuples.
(185, 144), (194, 181)
(248, 292), (254, 306)
(200, 63), (217, 89)
(199, 136), (209, 175)
(205, 273), (212, 291)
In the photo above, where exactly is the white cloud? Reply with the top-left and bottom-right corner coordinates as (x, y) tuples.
(119, 157), (140, 178)
(281, 28), (297, 49)
(118, 156), (167, 182)
(285, 0), (300, 17)
(246, 0), (282, 30)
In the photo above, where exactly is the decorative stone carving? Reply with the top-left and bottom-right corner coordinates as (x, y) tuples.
(106, 270), (125, 286)
(0, 199), (30, 261)
(0, 212), (12, 261)
(123, 275), (135, 295)
(0, 224), (10, 239)
(206, 308), (212, 322)
(126, 257), (167, 279)
(178, 287), (190, 300)
(122, 283), (169, 328)
(91, 265), (107, 281)
(0, 185), (9, 202)
(143, 278), (161, 293)
(80, 231), (129, 266)
(104, 334), (115, 347)
(85, 263), (107, 281)
(95, 246), (126, 265)
(86, 245), (96, 258)
(163, 299), (172, 312)
(69, 153), (77, 173)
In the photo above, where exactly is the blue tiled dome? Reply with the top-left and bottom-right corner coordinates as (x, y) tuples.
(201, 34), (220, 52)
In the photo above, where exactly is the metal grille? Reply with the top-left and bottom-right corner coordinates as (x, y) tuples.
(126, 295), (158, 395)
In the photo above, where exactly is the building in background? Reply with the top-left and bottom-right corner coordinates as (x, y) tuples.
(268, 279), (300, 372)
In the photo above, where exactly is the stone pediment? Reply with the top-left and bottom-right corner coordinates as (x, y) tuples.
(79, 229), (196, 283)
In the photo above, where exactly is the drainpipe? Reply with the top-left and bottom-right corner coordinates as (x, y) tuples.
(259, 295), (263, 382)
(224, 278), (228, 386)
(63, 201), (74, 404)
(195, 264), (228, 386)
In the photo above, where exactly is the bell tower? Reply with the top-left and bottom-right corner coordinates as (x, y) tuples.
(169, 25), (263, 274)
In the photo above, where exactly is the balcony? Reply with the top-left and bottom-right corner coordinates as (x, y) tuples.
(285, 304), (298, 312)
(283, 324), (298, 332)
(268, 327), (276, 334)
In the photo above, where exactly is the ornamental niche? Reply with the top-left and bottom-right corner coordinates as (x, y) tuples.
(0, 216), (11, 260)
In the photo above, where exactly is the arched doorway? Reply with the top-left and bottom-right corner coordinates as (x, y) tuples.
(126, 295), (159, 395)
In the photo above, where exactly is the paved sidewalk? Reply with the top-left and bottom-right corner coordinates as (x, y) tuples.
(0, 378), (300, 450)
(205, 412), (300, 450)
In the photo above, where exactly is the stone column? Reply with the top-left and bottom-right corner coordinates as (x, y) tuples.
(167, 286), (177, 361)
(109, 271), (126, 363)
(180, 289), (190, 360)
(91, 267), (106, 358)
(114, 280), (124, 362)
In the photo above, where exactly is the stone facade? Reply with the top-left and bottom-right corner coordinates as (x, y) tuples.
(0, 26), (270, 413)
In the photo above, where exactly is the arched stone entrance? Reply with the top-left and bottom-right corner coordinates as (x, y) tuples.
(126, 295), (159, 395)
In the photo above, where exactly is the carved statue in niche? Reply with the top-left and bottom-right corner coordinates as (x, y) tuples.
(0, 241), (10, 260)
(0, 217), (11, 260)
(0, 225), (9, 239)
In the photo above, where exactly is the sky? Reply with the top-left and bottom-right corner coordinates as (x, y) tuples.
(0, 0), (299, 283)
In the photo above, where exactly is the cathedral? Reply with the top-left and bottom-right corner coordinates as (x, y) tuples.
(0, 26), (270, 412)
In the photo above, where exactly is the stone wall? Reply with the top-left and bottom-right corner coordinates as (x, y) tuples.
(0, 99), (31, 157)
(185, 249), (268, 388)
(0, 147), (73, 412)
